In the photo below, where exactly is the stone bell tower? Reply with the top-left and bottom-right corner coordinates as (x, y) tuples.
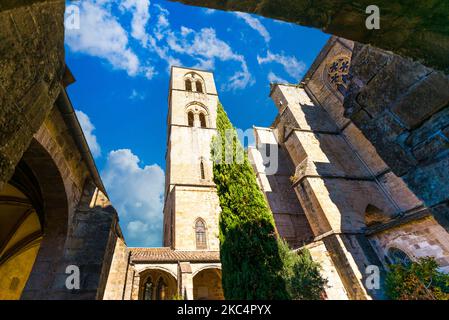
(163, 66), (221, 251)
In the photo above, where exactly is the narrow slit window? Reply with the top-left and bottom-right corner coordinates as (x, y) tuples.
(196, 81), (203, 93)
(188, 111), (194, 126)
(199, 113), (207, 128)
(200, 161), (205, 180)
(185, 79), (192, 91)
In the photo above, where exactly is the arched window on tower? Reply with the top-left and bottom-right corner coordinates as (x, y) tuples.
(195, 219), (207, 249)
(188, 111), (194, 127)
(196, 80), (203, 93)
(199, 113), (207, 128)
(200, 160), (205, 180)
(185, 79), (192, 91)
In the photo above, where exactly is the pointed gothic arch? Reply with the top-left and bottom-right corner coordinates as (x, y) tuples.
(386, 247), (413, 266)
(0, 138), (69, 299)
(195, 218), (207, 249)
(138, 268), (177, 300)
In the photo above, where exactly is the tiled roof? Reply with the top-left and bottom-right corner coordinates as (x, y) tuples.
(130, 247), (220, 263)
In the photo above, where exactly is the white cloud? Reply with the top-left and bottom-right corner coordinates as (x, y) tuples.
(142, 65), (157, 79)
(75, 110), (101, 158)
(257, 50), (306, 80)
(234, 12), (270, 43)
(66, 1), (254, 90)
(224, 58), (253, 91)
(129, 89), (145, 100)
(146, 5), (182, 70)
(65, 0), (155, 78)
(65, 1), (140, 76)
(203, 8), (216, 15)
(102, 149), (165, 247)
(267, 71), (288, 84)
(120, 0), (151, 46)
(166, 27), (254, 90)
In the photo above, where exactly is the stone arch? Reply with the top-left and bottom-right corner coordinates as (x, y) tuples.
(193, 267), (224, 300)
(184, 72), (206, 94)
(6, 138), (70, 299)
(138, 267), (177, 300)
(0, 166), (43, 299)
(385, 246), (414, 266)
(138, 265), (178, 280)
(185, 102), (209, 128)
(192, 265), (222, 277)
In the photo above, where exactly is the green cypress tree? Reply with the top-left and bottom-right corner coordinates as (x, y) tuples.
(211, 102), (289, 299)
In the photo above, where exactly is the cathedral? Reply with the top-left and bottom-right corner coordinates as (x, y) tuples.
(101, 38), (449, 300)
(1, 0), (449, 301)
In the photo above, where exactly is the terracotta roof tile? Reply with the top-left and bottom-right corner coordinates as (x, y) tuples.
(130, 247), (220, 263)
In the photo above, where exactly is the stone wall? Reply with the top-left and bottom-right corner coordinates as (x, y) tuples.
(305, 241), (348, 300)
(0, 0), (65, 189)
(168, 186), (221, 251)
(100, 235), (129, 300)
(170, 0), (449, 73)
(369, 216), (449, 273)
(249, 128), (315, 248)
(345, 42), (449, 232)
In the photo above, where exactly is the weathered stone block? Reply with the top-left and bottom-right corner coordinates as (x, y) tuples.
(356, 57), (430, 118)
(411, 133), (449, 163)
(405, 106), (449, 148)
(402, 157), (449, 207)
(390, 72), (449, 128)
(354, 110), (416, 176)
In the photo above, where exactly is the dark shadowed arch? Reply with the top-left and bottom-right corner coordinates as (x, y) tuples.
(18, 139), (69, 299)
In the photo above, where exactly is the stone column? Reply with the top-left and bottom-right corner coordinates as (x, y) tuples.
(131, 273), (140, 300)
(178, 262), (193, 300)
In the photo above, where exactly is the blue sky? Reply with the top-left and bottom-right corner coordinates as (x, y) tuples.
(64, 0), (329, 247)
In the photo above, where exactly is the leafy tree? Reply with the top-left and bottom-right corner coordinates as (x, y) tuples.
(385, 257), (449, 300)
(211, 102), (326, 300)
(278, 239), (327, 300)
